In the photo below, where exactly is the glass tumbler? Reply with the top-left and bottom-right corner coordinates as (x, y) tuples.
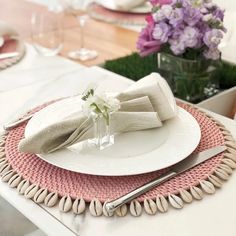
(31, 11), (63, 56)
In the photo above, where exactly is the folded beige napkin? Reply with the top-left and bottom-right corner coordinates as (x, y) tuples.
(113, 0), (146, 10)
(19, 73), (177, 154)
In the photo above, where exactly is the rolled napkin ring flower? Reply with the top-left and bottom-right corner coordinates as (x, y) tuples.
(82, 89), (121, 150)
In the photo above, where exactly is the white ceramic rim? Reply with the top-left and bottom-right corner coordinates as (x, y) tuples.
(97, 0), (151, 13)
(25, 98), (201, 176)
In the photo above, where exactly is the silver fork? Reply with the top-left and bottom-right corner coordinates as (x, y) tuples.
(3, 114), (34, 130)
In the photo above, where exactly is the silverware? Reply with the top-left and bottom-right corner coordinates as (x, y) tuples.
(3, 94), (75, 131)
(3, 114), (34, 130)
(0, 52), (19, 60)
(105, 145), (226, 213)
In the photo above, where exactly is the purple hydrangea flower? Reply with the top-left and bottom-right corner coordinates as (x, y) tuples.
(172, 0), (190, 8)
(200, 7), (208, 14)
(204, 47), (220, 60)
(161, 4), (173, 18)
(152, 11), (165, 22)
(153, 5), (173, 22)
(169, 37), (186, 55)
(137, 23), (161, 56)
(212, 8), (224, 21)
(169, 8), (184, 27)
(202, 13), (213, 22)
(204, 2), (216, 10)
(184, 6), (202, 26)
(152, 22), (171, 43)
(137, 0), (225, 60)
(203, 29), (223, 48)
(181, 26), (199, 47)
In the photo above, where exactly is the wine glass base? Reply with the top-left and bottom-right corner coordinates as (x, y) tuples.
(68, 48), (98, 61)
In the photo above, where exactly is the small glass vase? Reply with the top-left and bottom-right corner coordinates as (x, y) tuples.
(157, 52), (220, 103)
(88, 112), (114, 150)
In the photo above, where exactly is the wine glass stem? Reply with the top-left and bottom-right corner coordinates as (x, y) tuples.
(80, 23), (84, 49)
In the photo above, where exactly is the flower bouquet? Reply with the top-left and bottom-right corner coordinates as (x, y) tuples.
(137, 0), (226, 102)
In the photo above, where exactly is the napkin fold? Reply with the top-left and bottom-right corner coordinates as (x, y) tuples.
(113, 0), (146, 10)
(19, 73), (177, 154)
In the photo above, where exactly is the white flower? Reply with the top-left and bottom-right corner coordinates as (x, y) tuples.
(161, 5), (173, 18)
(202, 13), (213, 22)
(82, 91), (120, 119)
(97, 94), (120, 112)
(200, 7), (208, 14)
(152, 11), (165, 22)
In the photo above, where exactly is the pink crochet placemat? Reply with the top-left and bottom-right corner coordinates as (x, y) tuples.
(0, 38), (25, 70)
(0, 102), (236, 216)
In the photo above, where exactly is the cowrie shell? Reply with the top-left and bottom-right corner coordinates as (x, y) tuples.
(144, 199), (157, 215)
(224, 135), (235, 142)
(208, 174), (222, 188)
(72, 198), (86, 215)
(179, 189), (193, 203)
(115, 204), (128, 217)
(44, 192), (58, 207)
(24, 184), (39, 199)
(17, 179), (30, 194)
(59, 196), (72, 212)
(199, 180), (215, 194)
(156, 195), (168, 213)
(0, 158), (6, 165)
(190, 186), (203, 200)
(214, 168), (229, 180)
(168, 194), (184, 209)
(1, 170), (14, 182)
(0, 164), (10, 175)
(222, 130), (230, 136)
(8, 174), (21, 188)
(224, 152), (236, 162)
(222, 159), (236, 169)
(0, 152), (5, 159)
(34, 188), (48, 203)
(227, 147), (236, 156)
(130, 200), (142, 217)
(0, 140), (5, 147)
(225, 141), (236, 149)
(89, 199), (103, 217)
(218, 164), (233, 175)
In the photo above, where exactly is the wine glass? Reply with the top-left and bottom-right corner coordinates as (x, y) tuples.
(31, 11), (63, 56)
(67, 0), (98, 61)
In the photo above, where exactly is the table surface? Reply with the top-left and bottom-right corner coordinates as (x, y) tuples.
(0, 0), (138, 66)
(1, 44), (236, 236)
(0, 1), (236, 236)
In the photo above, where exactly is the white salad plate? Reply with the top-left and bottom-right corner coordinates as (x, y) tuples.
(25, 96), (201, 176)
(96, 0), (152, 13)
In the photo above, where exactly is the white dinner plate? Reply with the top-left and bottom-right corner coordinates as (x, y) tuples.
(25, 97), (201, 176)
(96, 0), (152, 13)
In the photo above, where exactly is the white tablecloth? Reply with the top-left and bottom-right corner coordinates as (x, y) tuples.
(0, 44), (236, 236)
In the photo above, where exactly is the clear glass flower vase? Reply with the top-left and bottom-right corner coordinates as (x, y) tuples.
(157, 52), (220, 103)
(88, 112), (114, 150)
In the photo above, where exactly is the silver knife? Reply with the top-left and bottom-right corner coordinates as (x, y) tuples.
(0, 52), (19, 60)
(105, 145), (226, 213)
